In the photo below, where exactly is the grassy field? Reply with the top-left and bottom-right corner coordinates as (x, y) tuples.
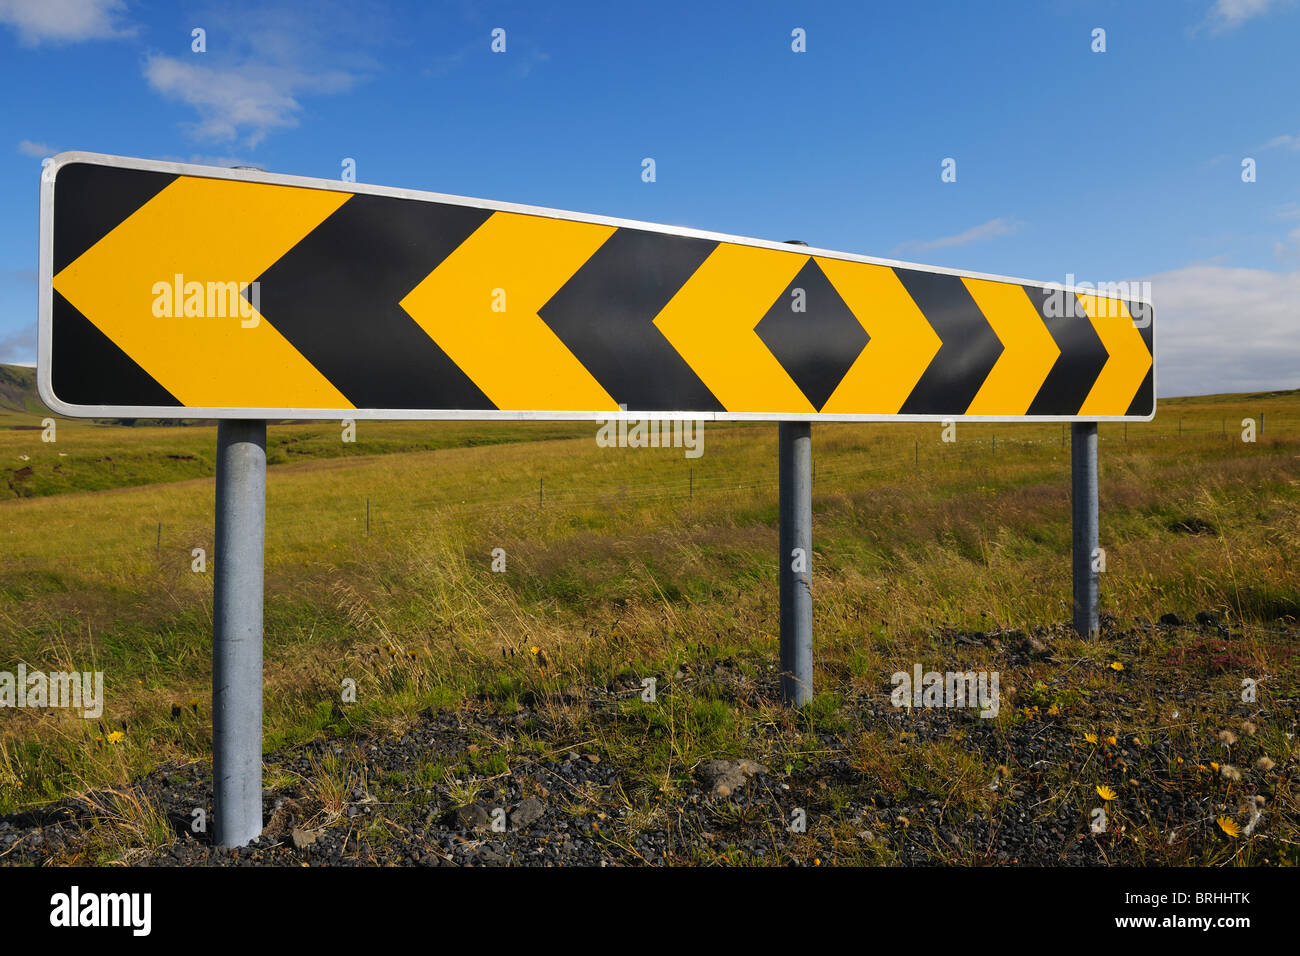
(1, 368), (1297, 865)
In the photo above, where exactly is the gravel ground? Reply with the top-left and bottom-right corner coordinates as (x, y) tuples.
(2, 620), (1295, 866)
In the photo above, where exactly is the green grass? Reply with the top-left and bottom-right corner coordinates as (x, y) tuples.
(0, 382), (1297, 863)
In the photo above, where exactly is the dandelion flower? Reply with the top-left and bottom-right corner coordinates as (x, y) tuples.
(1096, 784), (1117, 801)
(1109, 661), (1124, 671)
(106, 731), (125, 744)
(1084, 732), (1099, 744)
(1217, 816), (1240, 838)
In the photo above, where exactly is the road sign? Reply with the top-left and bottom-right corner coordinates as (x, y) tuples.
(39, 152), (1155, 421)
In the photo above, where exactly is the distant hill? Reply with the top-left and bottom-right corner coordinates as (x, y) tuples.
(0, 364), (43, 417)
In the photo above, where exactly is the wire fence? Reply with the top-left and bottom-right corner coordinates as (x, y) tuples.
(1, 409), (1292, 570)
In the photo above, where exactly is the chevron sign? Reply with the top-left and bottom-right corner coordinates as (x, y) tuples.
(39, 153), (1155, 421)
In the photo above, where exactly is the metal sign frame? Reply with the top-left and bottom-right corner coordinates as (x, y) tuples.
(38, 151), (1156, 423)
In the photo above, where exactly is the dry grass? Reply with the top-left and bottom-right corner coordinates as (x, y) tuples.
(0, 390), (1297, 864)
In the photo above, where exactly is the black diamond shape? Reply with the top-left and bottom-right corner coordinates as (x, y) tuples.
(754, 259), (868, 410)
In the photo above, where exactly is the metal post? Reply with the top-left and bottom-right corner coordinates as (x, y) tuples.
(213, 420), (266, 847)
(779, 422), (813, 706)
(1070, 422), (1099, 638)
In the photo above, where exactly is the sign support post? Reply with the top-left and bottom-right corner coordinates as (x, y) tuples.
(212, 419), (267, 847)
(1070, 422), (1099, 638)
(779, 421), (813, 706)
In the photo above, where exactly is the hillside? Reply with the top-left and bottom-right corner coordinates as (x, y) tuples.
(0, 364), (42, 419)
(0, 383), (1296, 865)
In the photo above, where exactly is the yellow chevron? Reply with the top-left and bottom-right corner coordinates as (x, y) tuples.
(400, 211), (619, 412)
(653, 244), (814, 413)
(817, 258), (941, 414)
(1076, 294), (1152, 416)
(52, 175), (353, 409)
(961, 278), (1060, 416)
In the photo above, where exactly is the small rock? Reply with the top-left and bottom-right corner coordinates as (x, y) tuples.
(698, 758), (768, 798)
(1159, 613), (1183, 626)
(448, 802), (492, 831)
(509, 797), (545, 830)
(584, 754), (600, 764)
(291, 827), (321, 850)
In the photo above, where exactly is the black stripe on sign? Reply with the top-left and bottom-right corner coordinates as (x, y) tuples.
(1023, 287), (1110, 416)
(54, 164), (176, 275)
(895, 269), (1004, 415)
(538, 228), (723, 412)
(1125, 299), (1155, 417)
(252, 195), (495, 410)
(51, 290), (180, 408)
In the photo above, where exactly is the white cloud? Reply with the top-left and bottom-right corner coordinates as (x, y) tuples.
(16, 139), (56, 157)
(892, 218), (1024, 256)
(1203, 0), (1292, 31)
(1272, 226), (1300, 260)
(0, 0), (132, 45)
(139, 3), (382, 148)
(144, 55), (356, 147)
(1263, 133), (1300, 151)
(1141, 265), (1300, 397)
(0, 323), (36, 364)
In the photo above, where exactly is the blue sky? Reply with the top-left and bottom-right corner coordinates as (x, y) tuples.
(1, 0), (1297, 396)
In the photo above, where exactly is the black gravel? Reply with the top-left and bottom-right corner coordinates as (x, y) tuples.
(2, 618), (1295, 866)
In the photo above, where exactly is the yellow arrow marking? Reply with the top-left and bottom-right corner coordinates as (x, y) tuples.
(400, 212), (619, 411)
(53, 175), (353, 409)
(653, 244), (814, 413)
(961, 277), (1060, 416)
(1076, 294), (1152, 416)
(817, 258), (942, 414)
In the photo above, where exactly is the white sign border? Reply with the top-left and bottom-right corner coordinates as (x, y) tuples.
(38, 151), (1157, 423)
